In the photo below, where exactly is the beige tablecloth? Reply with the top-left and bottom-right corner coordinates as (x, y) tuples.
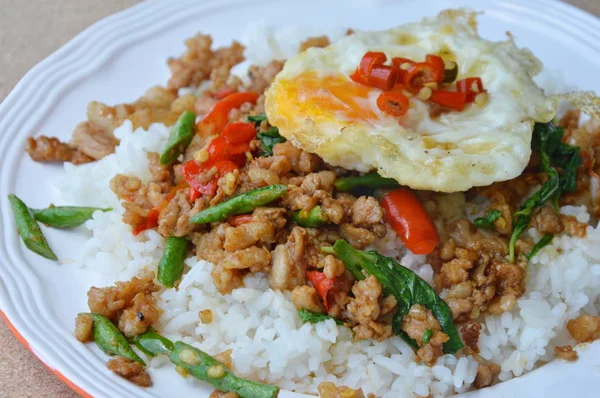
(0, 0), (598, 396)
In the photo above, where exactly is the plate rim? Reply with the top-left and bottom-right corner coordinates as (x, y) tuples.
(1, 0), (600, 397)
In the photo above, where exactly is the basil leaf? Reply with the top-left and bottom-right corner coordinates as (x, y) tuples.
(298, 309), (343, 325)
(247, 113), (267, 123)
(526, 234), (553, 260)
(330, 240), (463, 354)
(257, 127), (286, 156)
(509, 122), (581, 263)
(474, 209), (501, 229)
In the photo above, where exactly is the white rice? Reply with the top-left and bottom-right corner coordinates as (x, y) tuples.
(58, 28), (600, 398)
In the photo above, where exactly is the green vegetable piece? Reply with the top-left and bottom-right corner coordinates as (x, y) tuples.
(87, 313), (145, 365)
(297, 309), (343, 325)
(247, 113), (267, 123)
(133, 327), (174, 357)
(442, 61), (459, 83)
(31, 206), (111, 229)
(474, 209), (501, 229)
(329, 239), (463, 354)
(157, 237), (189, 288)
(159, 111), (196, 165)
(190, 184), (288, 224)
(334, 172), (400, 192)
(170, 341), (279, 398)
(527, 234), (554, 261)
(8, 194), (57, 260)
(508, 121), (581, 263)
(422, 329), (433, 345)
(257, 127), (286, 157)
(293, 206), (327, 228)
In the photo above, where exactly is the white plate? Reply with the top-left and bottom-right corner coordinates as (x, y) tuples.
(1, 0), (600, 397)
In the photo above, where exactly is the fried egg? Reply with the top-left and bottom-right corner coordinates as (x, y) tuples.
(265, 10), (556, 192)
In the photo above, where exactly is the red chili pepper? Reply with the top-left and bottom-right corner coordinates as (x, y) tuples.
(381, 188), (439, 255)
(368, 65), (399, 91)
(350, 68), (369, 85)
(183, 159), (238, 200)
(213, 87), (235, 100)
(403, 62), (439, 93)
(359, 51), (387, 78)
(457, 77), (485, 102)
(221, 122), (257, 145)
(227, 214), (254, 227)
(377, 92), (410, 117)
(196, 92), (260, 137)
(133, 208), (159, 236)
(307, 270), (336, 311)
(425, 54), (445, 83)
(429, 90), (467, 111)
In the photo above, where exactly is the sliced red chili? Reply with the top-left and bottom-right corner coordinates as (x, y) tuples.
(307, 270), (336, 311)
(425, 54), (445, 83)
(367, 65), (399, 91)
(381, 188), (439, 255)
(377, 92), (410, 117)
(132, 208), (160, 236)
(359, 51), (387, 77)
(196, 92), (259, 137)
(403, 62), (439, 93)
(429, 90), (467, 112)
(457, 77), (485, 102)
(350, 68), (369, 85)
(221, 122), (257, 145)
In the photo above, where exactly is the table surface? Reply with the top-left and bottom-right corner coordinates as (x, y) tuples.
(0, 0), (598, 396)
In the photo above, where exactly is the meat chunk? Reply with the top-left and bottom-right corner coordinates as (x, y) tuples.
(106, 356), (151, 387)
(223, 207), (286, 251)
(320, 255), (346, 279)
(299, 36), (331, 52)
(74, 313), (93, 343)
(71, 121), (119, 160)
(345, 276), (393, 341)
(340, 224), (375, 249)
(461, 320), (482, 352)
(194, 224), (229, 265)
(87, 270), (158, 320)
(26, 136), (94, 164)
(291, 285), (322, 313)
(560, 214), (588, 238)
(473, 362), (500, 389)
(167, 34), (244, 90)
(400, 304), (449, 365)
(158, 189), (204, 237)
(555, 345), (578, 361)
(246, 61), (285, 93)
(317, 382), (366, 398)
(211, 266), (244, 294)
(351, 196), (384, 228)
(531, 206), (563, 235)
(117, 292), (161, 338)
(268, 227), (308, 290)
(567, 314), (600, 343)
(272, 141), (322, 175)
(221, 246), (271, 273)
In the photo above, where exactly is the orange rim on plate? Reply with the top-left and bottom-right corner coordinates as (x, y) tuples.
(0, 311), (92, 398)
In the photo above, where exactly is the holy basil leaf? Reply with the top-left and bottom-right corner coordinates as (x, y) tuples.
(247, 113), (267, 123)
(257, 127), (286, 156)
(297, 309), (343, 325)
(330, 239), (463, 354)
(474, 209), (501, 229)
(509, 122), (580, 263)
(526, 234), (554, 260)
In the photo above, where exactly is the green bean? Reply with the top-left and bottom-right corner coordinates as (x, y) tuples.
(160, 111), (196, 165)
(87, 313), (145, 365)
(31, 205), (111, 229)
(157, 237), (189, 288)
(334, 172), (400, 192)
(293, 206), (327, 228)
(170, 341), (279, 398)
(190, 184), (288, 224)
(133, 327), (174, 357)
(8, 194), (57, 260)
